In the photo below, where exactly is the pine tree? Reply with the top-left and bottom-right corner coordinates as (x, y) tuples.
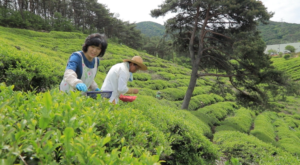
(151, 0), (296, 110)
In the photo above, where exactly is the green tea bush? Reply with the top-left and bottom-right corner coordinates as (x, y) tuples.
(164, 66), (190, 75)
(126, 95), (220, 165)
(173, 74), (190, 79)
(137, 88), (157, 97)
(215, 108), (254, 133)
(214, 131), (300, 164)
(269, 102), (285, 112)
(188, 94), (225, 110)
(0, 83), (165, 164)
(160, 88), (186, 101)
(0, 44), (62, 92)
(283, 116), (299, 129)
(274, 118), (300, 155)
(284, 54), (290, 60)
(145, 80), (175, 90)
(272, 57), (300, 81)
(134, 73), (152, 81)
(100, 59), (123, 73)
(49, 31), (86, 39)
(147, 67), (165, 73)
(196, 102), (238, 125)
(169, 79), (190, 87)
(192, 86), (212, 95)
(250, 112), (277, 145)
(160, 86), (212, 102)
(190, 111), (216, 128)
(157, 72), (176, 80)
(131, 81), (148, 88)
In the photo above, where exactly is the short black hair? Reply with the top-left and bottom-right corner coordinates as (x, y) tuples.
(82, 33), (107, 57)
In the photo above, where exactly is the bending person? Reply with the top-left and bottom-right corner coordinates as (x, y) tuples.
(60, 33), (107, 93)
(101, 56), (147, 104)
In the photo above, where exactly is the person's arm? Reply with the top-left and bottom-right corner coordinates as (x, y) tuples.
(126, 88), (138, 94)
(63, 69), (83, 88)
(64, 53), (83, 87)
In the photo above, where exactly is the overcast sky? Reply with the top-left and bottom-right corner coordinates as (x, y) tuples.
(98, 0), (300, 25)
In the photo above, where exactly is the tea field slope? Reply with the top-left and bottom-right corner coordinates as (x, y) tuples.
(1, 26), (300, 164)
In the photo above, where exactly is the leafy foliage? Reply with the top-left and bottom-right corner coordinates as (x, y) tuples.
(215, 108), (254, 133)
(214, 131), (300, 164)
(285, 45), (296, 53)
(0, 43), (61, 92)
(151, 0), (292, 111)
(250, 112), (277, 145)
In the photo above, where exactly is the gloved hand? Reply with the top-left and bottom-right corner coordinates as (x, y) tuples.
(95, 88), (101, 91)
(126, 88), (139, 94)
(76, 83), (87, 92)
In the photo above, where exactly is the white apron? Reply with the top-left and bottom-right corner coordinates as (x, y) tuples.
(60, 51), (97, 93)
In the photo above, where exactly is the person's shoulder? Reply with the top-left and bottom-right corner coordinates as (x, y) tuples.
(69, 51), (82, 61)
(110, 62), (123, 69)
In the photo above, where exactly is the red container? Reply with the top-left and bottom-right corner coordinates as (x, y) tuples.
(119, 94), (137, 102)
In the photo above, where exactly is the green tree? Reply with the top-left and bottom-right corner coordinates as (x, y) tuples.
(267, 49), (277, 55)
(285, 45), (296, 53)
(151, 0), (293, 110)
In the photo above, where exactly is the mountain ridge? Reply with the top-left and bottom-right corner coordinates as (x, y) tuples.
(136, 21), (300, 45)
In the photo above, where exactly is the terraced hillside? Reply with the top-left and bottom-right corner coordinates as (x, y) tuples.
(1, 26), (300, 164)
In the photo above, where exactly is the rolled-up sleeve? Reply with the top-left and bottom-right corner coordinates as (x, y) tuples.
(64, 69), (83, 88)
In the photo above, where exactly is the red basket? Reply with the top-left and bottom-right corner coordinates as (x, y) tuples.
(119, 94), (137, 102)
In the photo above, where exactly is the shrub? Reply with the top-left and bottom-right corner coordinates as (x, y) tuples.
(157, 72), (176, 80)
(215, 108), (254, 133)
(250, 112), (277, 145)
(0, 83), (166, 164)
(274, 118), (300, 155)
(284, 54), (290, 60)
(0, 44), (62, 92)
(214, 131), (300, 164)
(133, 72), (152, 81)
(188, 94), (225, 110)
(197, 102), (238, 125)
(160, 88), (186, 101)
(127, 95), (220, 165)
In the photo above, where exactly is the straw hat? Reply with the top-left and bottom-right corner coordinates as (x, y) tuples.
(123, 56), (147, 70)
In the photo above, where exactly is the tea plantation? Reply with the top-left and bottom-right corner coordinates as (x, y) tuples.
(1, 26), (300, 164)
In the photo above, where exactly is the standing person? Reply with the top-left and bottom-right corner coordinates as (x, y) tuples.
(101, 56), (147, 104)
(60, 33), (107, 93)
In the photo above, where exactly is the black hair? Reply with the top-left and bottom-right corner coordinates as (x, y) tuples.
(82, 33), (108, 57)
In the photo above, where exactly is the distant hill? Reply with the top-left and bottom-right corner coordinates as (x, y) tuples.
(136, 21), (300, 45)
(135, 21), (165, 38)
(258, 21), (300, 45)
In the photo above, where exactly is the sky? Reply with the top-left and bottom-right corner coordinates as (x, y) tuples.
(98, 0), (300, 25)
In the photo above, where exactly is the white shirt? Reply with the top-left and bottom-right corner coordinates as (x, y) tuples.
(101, 62), (130, 103)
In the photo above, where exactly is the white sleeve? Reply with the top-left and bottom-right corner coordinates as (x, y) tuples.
(117, 69), (129, 94)
(64, 69), (83, 88)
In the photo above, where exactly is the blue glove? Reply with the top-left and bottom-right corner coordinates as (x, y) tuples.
(76, 83), (87, 92)
(95, 88), (101, 91)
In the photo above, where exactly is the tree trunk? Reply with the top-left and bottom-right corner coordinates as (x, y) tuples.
(181, 60), (200, 109)
(181, 6), (201, 110)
